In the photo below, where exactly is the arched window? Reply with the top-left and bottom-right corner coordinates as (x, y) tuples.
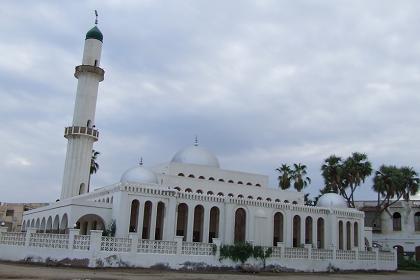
(414, 212), (420, 231)
(217, 192), (224, 196)
(188, 174), (195, 178)
(178, 173), (185, 177)
(284, 200), (289, 203)
(228, 193), (234, 197)
(176, 203), (188, 241)
(256, 184), (261, 187)
(292, 201), (298, 204)
(246, 182), (252, 186)
(346, 221), (351, 250)
(59, 215), (68, 234)
(209, 177), (215, 181)
(218, 179), (225, 182)
(238, 181), (243, 184)
(257, 197), (262, 201)
(317, 218), (325, 249)
(209, 207), (220, 243)
(275, 199), (280, 203)
(196, 189), (203, 194)
(234, 208), (246, 242)
(266, 198), (272, 202)
(238, 194), (244, 198)
(293, 215), (301, 247)
(185, 188), (192, 193)
(198, 176), (205, 179)
(129, 200), (139, 233)
(393, 212), (402, 231)
(228, 180), (234, 183)
(354, 222), (359, 247)
(273, 212), (284, 245)
(305, 217), (313, 244)
(338, 221), (344, 250)
(247, 196), (253, 199)
(193, 205), (204, 242)
(142, 201), (152, 239)
(207, 191), (214, 195)
(174, 187), (181, 191)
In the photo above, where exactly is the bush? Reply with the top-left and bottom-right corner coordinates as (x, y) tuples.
(220, 242), (272, 267)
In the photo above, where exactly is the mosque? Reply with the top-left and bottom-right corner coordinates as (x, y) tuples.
(0, 23), (397, 271)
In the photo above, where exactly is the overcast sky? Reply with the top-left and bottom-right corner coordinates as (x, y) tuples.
(1, 0), (420, 203)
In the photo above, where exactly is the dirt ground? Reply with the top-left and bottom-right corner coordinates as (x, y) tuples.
(0, 262), (419, 280)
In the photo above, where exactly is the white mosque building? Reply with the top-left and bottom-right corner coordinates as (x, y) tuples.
(0, 23), (397, 271)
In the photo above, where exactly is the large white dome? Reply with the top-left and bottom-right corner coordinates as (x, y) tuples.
(120, 165), (158, 184)
(171, 145), (220, 168)
(317, 193), (348, 209)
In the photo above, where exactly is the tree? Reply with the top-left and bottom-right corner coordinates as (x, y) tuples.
(88, 149), (100, 192)
(276, 164), (292, 190)
(253, 246), (272, 269)
(291, 163), (311, 192)
(372, 165), (419, 223)
(321, 155), (343, 194)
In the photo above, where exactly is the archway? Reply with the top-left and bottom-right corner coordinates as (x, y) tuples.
(273, 212), (284, 245)
(394, 245), (404, 261)
(176, 203), (188, 241)
(46, 216), (52, 233)
(52, 215), (60, 233)
(129, 200), (139, 233)
(35, 218), (40, 231)
(60, 214), (68, 234)
(393, 212), (401, 231)
(317, 218), (325, 248)
(193, 205), (204, 242)
(354, 222), (359, 247)
(293, 215), (301, 247)
(155, 202), (165, 240)
(305, 216), (313, 244)
(209, 207), (220, 243)
(142, 201), (152, 239)
(234, 208), (246, 242)
(338, 221), (344, 250)
(40, 218), (46, 233)
(76, 214), (105, 235)
(346, 221), (351, 250)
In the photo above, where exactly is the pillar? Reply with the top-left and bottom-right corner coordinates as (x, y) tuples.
(203, 206), (210, 243)
(149, 202), (158, 240)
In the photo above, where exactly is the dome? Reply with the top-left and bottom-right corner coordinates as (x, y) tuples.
(120, 165), (158, 184)
(86, 26), (103, 42)
(171, 145), (220, 168)
(317, 193), (348, 209)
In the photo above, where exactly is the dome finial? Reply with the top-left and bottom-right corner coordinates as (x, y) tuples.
(94, 10), (98, 25)
(139, 157), (143, 166)
(194, 135), (199, 146)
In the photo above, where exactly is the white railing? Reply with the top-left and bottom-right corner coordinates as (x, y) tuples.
(0, 232), (25, 246)
(181, 241), (215, 256)
(137, 239), (177, 254)
(358, 251), (376, 260)
(284, 247), (308, 259)
(336, 250), (356, 260)
(312, 249), (333, 260)
(100, 236), (132, 252)
(73, 235), (90, 250)
(29, 233), (69, 249)
(378, 251), (394, 261)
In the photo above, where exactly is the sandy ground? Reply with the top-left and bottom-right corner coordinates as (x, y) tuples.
(0, 262), (419, 280)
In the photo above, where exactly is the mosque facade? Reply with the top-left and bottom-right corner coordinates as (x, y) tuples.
(0, 24), (397, 271)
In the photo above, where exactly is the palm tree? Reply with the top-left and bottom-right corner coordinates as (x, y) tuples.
(88, 150), (100, 192)
(276, 164), (292, 190)
(291, 163), (311, 192)
(321, 155), (343, 194)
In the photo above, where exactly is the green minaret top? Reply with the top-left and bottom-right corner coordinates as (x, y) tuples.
(85, 26), (103, 42)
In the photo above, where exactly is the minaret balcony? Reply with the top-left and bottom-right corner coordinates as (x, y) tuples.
(74, 65), (105, 81)
(64, 126), (99, 141)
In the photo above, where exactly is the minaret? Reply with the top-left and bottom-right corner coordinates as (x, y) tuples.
(61, 21), (104, 199)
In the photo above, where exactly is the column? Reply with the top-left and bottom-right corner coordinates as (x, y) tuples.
(68, 228), (79, 250)
(186, 203), (194, 242)
(300, 216), (305, 247)
(137, 200), (144, 239)
(312, 218), (317, 248)
(163, 197), (176, 240)
(149, 202), (158, 240)
(202, 206), (210, 243)
(285, 212), (293, 247)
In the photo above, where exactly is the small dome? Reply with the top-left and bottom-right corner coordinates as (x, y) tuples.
(120, 165), (158, 184)
(317, 193), (348, 209)
(171, 145), (220, 168)
(86, 26), (103, 42)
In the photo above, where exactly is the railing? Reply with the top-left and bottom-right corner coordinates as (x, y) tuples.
(378, 251), (394, 261)
(284, 247), (308, 259)
(336, 250), (356, 260)
(29, 233), (69, 249)
(100, 236), (131, 252)
(359, 251), (376, 260)
(64, 126), (99, 140)
(137, 240), (177, 254)
(73, 235), (90, 250)
(0, 232), (25, 246)
(312, 249), (333, 260)
(181, 241), (215, 256)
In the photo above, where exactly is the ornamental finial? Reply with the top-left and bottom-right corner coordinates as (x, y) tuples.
(139, 157), (143, 166)
(194, 135), (198, 146)
(94, 10), (98, 25)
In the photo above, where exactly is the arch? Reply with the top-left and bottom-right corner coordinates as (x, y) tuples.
(217, 192), (224, 196)
(273, 212), (284, 245)
(238, 194), (244, 198)
(209, 207), (220, 243)
(176, 203), (188, 241)
(174, 187), (181, 191)
(238, 181), (243, 185)
(185, 188), (192, 193)
(79, 183), (86, 195)
(196, 189), (203, 194)
(129, 200), (140, 233)
(234, 208), (246, 242)
(256, 184), (261, 187)
(293, 215), (301, 247)
(354, 222), (359, 247)
(21, 220), (26, 231)
(142, 201), (152, 239)
(26, 220), (30, 230)
(247, 196), (253, 199)
(106, 197), (109, 203)
(257, 197), (262, 201)
(338, 221), (344, 250)
(188, 174), (195, 178)
(393, 212), (401, 231)
(228, 193), (234, 197)
(76, 214), (105, 235)
(35, 218), (40, 230)
(218, 179), (225, 182)
(246, 182), (252, 186)
(346, 221), (351, 250)
(53, 215), (59, 233)
(207, 191), (214, 195)
(31, 219), (35, 228)
(305, 216), (313, 244)
(228, 180), (234, 183)
(40, 217), (46, 233)
(178, 173), (185, 177)
(193, 205), (204, 242)
(292, 201), (298, 205)
(414, 212), (420, 231)
(284, 200), (289, 203)
(317, 218), (325, 249)
(209, 177), (215, 181)
(198, 176), (205, 179)
(60, 214), (68, 234)
(275, 199), (280, 203)
(266, 198), (272, 202)
(155, 202), (165, 240)
(394, 245), (404, 259)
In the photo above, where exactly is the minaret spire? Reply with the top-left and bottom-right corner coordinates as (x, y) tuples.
(95, 10), (98, 25)
(194, 135), (199, 146)
(139, 157), (143, 166)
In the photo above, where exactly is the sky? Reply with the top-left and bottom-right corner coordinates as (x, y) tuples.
(1, 0), (420, 203)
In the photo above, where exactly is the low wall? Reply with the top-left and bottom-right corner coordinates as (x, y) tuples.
(0, 228), (397, 272)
